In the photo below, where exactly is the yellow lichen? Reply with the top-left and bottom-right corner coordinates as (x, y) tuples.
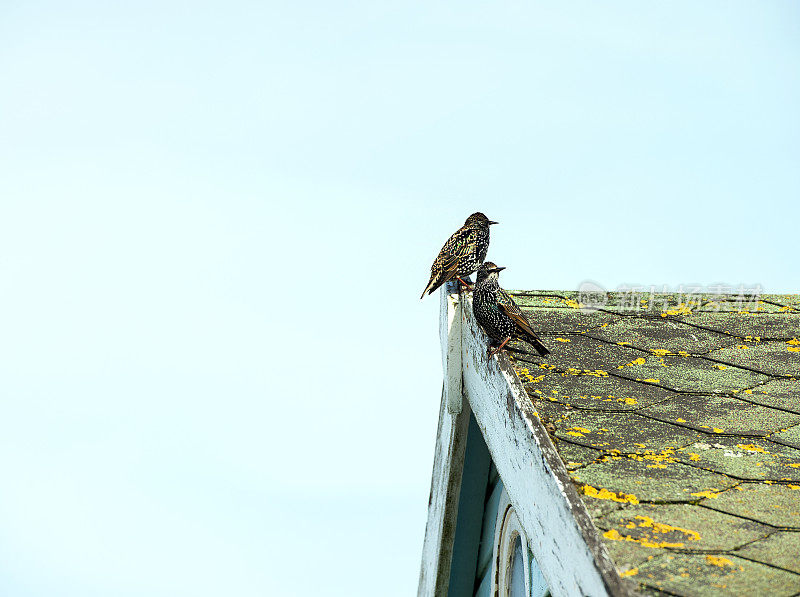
(519, 368), (547, 383)
(706, 556), (734, 568)
(555, 337), (571, 343)
(603, 515), (700, 549)
(661, 303), (694, 316)
(626, 448), (678, 464)
(602, 528), (685, 548)
(619, 568), (639, 578)
(635, 516), (700, 541)
(737, 444), (769, 454)
(676, 418), (687, 423)
(580, 484), (639, 504)
(691, 490), (720, 499)
(618, 357), (646, 369)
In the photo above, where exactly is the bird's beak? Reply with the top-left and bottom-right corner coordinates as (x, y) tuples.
(493, 266), (506, 272)
(489, 220), (499, 225)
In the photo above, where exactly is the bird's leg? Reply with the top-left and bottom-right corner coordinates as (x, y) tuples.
(456, 276), (475, 291)
(488, 336), (512, 358)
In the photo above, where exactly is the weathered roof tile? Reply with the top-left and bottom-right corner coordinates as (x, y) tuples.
(679, 312), (800, 340)
(708, 341), (800, 377)
(671, 437), (800, 483)
(634, 553), (800, 596)
(508, 291), (800, 595)
(641, 395), (800, 437)
(516, 367), (677, 412)
(533, 403), (704, 453)
(573, 458), (737, 503)
(702, 483), (800, 528)
(586, 317), (735, 355)
(733, 378), (800, 413)
(734, 531), (800, 574)
(520, 306), (621, 335)
(771, 424), (800, 451)
(596, 503), (770, 551)
(613, 353), (772, 394)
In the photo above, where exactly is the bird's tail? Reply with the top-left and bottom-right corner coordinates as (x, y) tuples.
(420, 276), (441, 299)
(526, 334), (550, 357)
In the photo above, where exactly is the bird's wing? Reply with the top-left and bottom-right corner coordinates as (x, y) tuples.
(442, 227), (477, 260)
(421, 228), (477, 296)
(497, 290), (550, 356)
(497, 290), (537, 336)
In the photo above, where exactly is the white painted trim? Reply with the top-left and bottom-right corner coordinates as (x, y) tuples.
(440, 282), (463, 414)
(417, 386), (471, 597)
(493, 489), (531, 597)
(459, 294), (627, 597)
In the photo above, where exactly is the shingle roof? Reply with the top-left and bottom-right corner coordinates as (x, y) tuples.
(506, 291), (800, 596)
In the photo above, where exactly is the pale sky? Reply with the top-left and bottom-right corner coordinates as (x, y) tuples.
(1, 2), (798, 595)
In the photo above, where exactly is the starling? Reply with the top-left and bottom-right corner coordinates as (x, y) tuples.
(472, 262), (550, 357)
(420, 212), (498, 299)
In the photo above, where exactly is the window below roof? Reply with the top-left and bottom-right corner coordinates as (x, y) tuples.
(495, 500), (528, 597)
(492, 488), (550, 597)
(509, 535), (525, 597)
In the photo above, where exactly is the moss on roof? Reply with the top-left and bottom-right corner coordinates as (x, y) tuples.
(508, 290), (800, 596)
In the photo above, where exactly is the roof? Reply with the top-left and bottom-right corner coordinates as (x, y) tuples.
(507, 290), (800, 596)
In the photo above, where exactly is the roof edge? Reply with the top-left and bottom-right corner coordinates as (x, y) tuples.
(459, 289), (630, 597)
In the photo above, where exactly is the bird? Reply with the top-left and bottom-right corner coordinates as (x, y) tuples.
(472, 262), (550, 357)
(420, 212), (497, 299)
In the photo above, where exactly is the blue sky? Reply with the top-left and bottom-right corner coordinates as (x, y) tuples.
(1, 2), (798, 595)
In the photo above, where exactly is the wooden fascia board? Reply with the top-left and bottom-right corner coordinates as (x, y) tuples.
(417, 386), (471, 597)
(418, 283), (478, 596)
(459, 292), (629, 597)
(440, 281), (464, 415)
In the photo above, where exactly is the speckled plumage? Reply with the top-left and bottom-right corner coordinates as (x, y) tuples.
(420, 212), (497, 299)
(472, 262), (550, 357)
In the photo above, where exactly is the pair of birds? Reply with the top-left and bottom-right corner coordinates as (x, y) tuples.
(421, 212), (550, 358)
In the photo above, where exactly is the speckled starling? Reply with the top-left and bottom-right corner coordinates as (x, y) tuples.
(420, 212), (497, 299)
(472, 262), (550, 357)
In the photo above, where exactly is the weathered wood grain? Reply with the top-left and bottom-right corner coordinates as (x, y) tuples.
(440, 281), (464, 414)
